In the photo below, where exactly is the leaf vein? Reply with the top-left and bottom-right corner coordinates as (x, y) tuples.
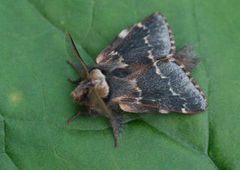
(3, 120), (19, 169)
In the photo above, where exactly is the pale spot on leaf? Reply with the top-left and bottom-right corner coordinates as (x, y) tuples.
(9, 91), (22, 106)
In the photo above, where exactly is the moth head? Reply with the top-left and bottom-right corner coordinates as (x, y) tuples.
(71, 80), (90, 104)
(71, 69), (109, 104)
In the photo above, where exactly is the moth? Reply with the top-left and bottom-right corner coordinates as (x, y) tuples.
(65, 12), (207, 147)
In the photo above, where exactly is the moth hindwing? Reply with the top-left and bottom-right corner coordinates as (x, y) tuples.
(65, 12), (207, 147)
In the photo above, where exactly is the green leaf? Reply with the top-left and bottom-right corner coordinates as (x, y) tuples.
(0, 0), (239, 169)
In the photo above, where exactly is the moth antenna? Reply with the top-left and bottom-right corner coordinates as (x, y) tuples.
(65, 32), (90, 79)
(67, 77), (81, 84)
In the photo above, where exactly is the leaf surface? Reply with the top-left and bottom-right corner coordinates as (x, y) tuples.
(0, 0), (239, 169)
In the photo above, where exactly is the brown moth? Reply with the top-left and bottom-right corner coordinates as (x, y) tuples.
(65, 12), (207, 147)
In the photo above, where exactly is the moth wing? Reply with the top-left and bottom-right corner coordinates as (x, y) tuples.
(173, 44), (200, 71)
(96, 25), (134, 63)
(112, 60), (207, 114)
(96, 12), (175, 65)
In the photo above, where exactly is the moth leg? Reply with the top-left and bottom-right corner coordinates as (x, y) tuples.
(109, 114), (123, 147)
(66, 59), (82, 72)
(80, 109), (98, 117)
(66, 109), (98, 124)
(67, 77), (81, 84)
(66, 59), (82, 84)
(174, 44), (200, 71)
(66, 111), (81, 124)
